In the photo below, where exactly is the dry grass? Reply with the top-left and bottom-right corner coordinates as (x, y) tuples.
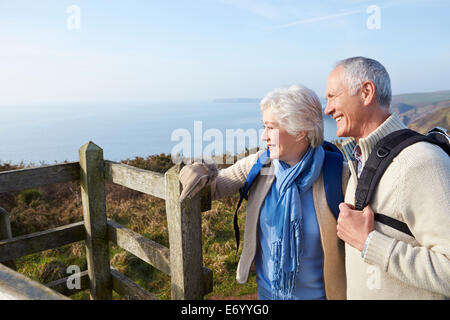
(1, 153), (257, 300)
(2, 141), (350, 300)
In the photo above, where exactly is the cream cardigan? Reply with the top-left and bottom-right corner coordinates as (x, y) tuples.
(208, 150), (350, 300)
(342, 114), (450, 299)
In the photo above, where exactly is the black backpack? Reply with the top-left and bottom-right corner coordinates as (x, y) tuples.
(355, 127), (450, 237)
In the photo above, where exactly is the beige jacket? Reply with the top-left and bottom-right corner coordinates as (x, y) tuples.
(342, 114), (450, 299)
(206, 150), (350, 300)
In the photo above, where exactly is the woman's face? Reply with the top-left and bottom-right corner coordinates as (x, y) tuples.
(261, 109), (309, 166)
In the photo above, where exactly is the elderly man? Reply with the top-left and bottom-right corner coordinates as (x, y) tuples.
(324, 56), (450, 299)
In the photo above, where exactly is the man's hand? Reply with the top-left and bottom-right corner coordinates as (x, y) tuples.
(337, 203), (375, 252)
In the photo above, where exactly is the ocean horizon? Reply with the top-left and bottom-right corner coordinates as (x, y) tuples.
(1, 101), (338, 165)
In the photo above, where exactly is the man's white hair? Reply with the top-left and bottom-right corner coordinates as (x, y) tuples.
(260, 84), (324, 148)
(336, 56), (392, 108)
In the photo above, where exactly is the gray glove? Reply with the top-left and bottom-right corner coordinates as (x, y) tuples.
(178, 163), (217, 202)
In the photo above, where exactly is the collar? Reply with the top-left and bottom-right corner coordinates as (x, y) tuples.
(352, 144), (362, 163)
(358, 113), (407, 164)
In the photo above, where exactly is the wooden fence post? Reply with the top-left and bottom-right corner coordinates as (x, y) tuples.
(165, 165), (204, 300)
(0, 207), (16, 270)
(79, 141), (112, 300)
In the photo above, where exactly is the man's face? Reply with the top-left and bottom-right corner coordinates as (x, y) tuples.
(324, 66), (364, 138)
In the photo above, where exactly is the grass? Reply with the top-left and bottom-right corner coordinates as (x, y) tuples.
(1, 141), (352, 300)
(0, 154), (258, 300)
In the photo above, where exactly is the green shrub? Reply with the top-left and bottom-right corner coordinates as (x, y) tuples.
(17, 188), (45, 205)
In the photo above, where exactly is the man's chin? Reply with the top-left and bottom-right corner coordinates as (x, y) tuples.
(336, 128), (349, 138)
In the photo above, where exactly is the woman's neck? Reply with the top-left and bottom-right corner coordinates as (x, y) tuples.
(283, 145), (310, 167)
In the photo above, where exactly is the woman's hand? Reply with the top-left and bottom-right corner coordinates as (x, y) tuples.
(178, 164), (210, 202)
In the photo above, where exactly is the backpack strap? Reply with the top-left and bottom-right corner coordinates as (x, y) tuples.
(374, 213), (413, 237)
(355, 129), (418, 211)
(355, 128), (449, 237)
(233, 149), (269, 258)
(233, 142), (345, 257)
(322, 142), (344, 220)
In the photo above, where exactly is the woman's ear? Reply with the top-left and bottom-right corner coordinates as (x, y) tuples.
(296, 131), (308, 142)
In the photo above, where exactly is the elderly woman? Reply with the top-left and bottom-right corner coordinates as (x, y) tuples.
(179, 85), (349, 300)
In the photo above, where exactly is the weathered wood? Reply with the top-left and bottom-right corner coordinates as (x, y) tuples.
(165, 165), (204, 300)
(110, 267), (159, 300)
(202, 267), (213, 296)
(0, 263), (70, 300)
(104, 160), (166, 199)
(45, 268), (160, 300)
(79, 141), (112, 300)
(0, 162), (80, 194)
(0, 208), (16, 269)
(0, 222), (85, 262)
(45, 270), (90, 297)
(200, 185), (212, 212)
(107, 219), (171, 275)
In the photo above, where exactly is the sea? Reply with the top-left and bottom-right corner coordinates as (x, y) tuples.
(0, 102), (338, 165)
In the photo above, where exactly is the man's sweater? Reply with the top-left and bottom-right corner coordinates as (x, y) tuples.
(342, 114), (450, 299)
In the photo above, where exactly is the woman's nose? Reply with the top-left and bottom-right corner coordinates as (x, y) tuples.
(261, 128), (268, 141)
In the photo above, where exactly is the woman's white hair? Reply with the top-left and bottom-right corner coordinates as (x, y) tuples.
(336, 56), (392, 108)
(260, 84), (324, 148)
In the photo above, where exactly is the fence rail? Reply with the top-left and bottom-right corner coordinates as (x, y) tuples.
(104, 160), (166, 199)
(0, 263), (70, 300)
(0, 162), (80, 193)
(0, 141), (213, 300)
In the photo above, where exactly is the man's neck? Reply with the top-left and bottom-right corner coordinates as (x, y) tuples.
(355, 109), (391, 144)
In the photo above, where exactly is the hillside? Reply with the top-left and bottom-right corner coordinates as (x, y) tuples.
(214, 90), (450, 133)
(390, 90), (450, 129)
(408, 106), (450, 134)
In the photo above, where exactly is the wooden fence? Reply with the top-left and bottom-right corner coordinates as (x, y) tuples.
(0, 141), (213, 300)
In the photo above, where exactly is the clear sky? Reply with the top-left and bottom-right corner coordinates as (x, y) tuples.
(1, 0), (449, 105)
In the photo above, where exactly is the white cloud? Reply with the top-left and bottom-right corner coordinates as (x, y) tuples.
(271, 8), (365, 29)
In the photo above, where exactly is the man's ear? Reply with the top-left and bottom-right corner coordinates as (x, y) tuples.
(361, 80), (376, 107)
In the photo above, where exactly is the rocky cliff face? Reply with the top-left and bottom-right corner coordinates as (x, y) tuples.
(389, 90), (450, 132)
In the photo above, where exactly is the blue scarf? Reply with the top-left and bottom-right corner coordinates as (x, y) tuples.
(270, 146), (325, 299)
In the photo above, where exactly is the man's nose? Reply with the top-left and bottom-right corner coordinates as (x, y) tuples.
(324, 100), (333, 116)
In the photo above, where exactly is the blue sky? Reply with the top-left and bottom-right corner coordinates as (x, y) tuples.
(1, 0), (449, 105)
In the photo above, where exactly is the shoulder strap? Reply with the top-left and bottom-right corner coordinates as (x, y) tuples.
(233, 149), (270, 258)
(233, 142), (345, 257)
(322, 142), (344, 220)
(355, 128), (448, 211)
(355, 129), (418, 211)
(354, 128), (448, 237)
